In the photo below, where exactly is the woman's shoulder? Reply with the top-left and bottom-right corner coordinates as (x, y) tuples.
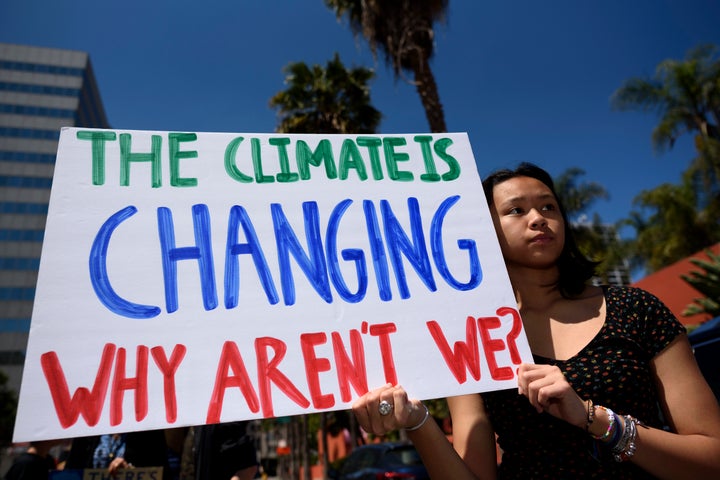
(600, 284), (686, 344)
(599, 284), (670, 318)
(600, 284), (664, 305)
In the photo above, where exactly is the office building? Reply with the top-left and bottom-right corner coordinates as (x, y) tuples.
(0, 43), (110, 392)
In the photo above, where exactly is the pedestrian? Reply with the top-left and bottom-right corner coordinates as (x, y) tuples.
(4, 440), (58, 480)
(318, 412), (353, 464)
(92, 433), (126, 468)
(64, 436), (100, 470)
(190, 422), (258, 480)
(351, 162), (720, 478)
(107, 429), (176, 480)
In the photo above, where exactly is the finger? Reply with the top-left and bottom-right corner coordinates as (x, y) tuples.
(518, 365), (562, 392)
(373, 391), (400, 434)
(357, 384), (392, 435)
(352, 397), (371, 432)
(517, 363), (548, 394)
(517, 364), (546, 396)
(528, 376), (574, 414)
(534, 379), (571, 406)
(391, 386), (411, 424)
(522, 373), (560, 411)
(353, 384), (392, 432)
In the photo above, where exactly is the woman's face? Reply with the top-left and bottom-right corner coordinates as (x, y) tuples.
(489, 176), (565, 270)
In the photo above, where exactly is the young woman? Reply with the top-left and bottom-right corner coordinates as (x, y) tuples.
(351, 163), (720, 479)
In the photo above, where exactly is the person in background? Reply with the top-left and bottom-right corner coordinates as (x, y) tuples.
(63, 436), (100, 470)
(190, 421), (258, 480)
(317, 412), (353, 464)
(351, 163), (720, 479)
(92, 433), (126, 469)
(4, 440), (59, 480)
(107, 429), (176, 480)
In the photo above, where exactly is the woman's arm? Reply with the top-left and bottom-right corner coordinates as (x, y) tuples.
(445, 393), (499, 479)
(629, 334), (720, 479)
(352, 384), (497, 480)
(518, 335), (720, 479)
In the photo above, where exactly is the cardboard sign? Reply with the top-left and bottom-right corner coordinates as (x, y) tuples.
(13, 129), (531, 441)
(50, 467), (162, 480)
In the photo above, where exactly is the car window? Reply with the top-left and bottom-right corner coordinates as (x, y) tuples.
(340, 448), (377, 473)
(384, 446), (423, 467)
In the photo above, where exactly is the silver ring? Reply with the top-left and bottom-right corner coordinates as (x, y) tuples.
(378, 400), (393, 416)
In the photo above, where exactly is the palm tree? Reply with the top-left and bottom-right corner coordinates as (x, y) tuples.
(611, 44), (720, 154)
(325, 0), (449, 132)
(554, 167), (609, 221)
(270, 54), (381, 480)
(622, 173), (720, 273)
(613, 45), (720, 274)
(612, 44), (720, 202)
(553, 168), (628, 283)
(682, 250), (720, 318)
(688, 136), (720, 221)
(270, 53), (381, 134)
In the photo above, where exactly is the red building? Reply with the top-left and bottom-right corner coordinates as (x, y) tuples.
(632, 243), (720, 327)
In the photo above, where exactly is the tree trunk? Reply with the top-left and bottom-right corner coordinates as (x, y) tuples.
(301, 415), (310, 480)
(320, 413), (329, 480)
(413, 60), (447, 133)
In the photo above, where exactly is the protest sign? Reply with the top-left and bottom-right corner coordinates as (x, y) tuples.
(50, 467), (162, 480)
(13, 129), (531, 441)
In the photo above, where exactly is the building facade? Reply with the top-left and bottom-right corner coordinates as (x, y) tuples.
(633, 243), (720, 326)
(0, 43), (110, 392)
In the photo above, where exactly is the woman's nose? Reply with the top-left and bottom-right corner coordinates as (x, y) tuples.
(529, 210), (547, 228)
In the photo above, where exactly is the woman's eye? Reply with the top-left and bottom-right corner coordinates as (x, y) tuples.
(508, 207), (522, 215)
(542, 204), (556, 211)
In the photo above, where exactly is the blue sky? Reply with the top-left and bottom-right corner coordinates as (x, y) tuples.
(2, 0), (720, 226)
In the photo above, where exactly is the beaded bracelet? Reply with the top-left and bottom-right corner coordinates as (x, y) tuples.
(591, 405), (616, 442)
(404, 404), (430, 432)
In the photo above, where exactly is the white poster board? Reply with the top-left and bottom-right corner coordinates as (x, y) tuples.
(13, 129), (531, 441)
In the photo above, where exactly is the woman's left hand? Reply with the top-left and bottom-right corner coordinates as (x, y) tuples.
(517, 363), (586, 429)
(352, 383), (425, 436)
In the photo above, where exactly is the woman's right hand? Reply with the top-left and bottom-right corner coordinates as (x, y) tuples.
(352, 383), (427, 436)
(517, 363), (586, 428)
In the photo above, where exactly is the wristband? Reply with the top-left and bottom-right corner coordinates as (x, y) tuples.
(404, 404), (430, 432)
(590, 405), (616, 442)
(585, 399), (595, 431)
(613, 415), (641, 462)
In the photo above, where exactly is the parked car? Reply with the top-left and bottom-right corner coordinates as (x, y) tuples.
(329, 441), (430, 480)
(689, 316), (720, 401)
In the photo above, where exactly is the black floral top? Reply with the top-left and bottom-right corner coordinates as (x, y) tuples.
(481, 286), (686, 479)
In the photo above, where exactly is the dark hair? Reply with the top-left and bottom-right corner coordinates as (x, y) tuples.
(482, 162), (599, 297)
